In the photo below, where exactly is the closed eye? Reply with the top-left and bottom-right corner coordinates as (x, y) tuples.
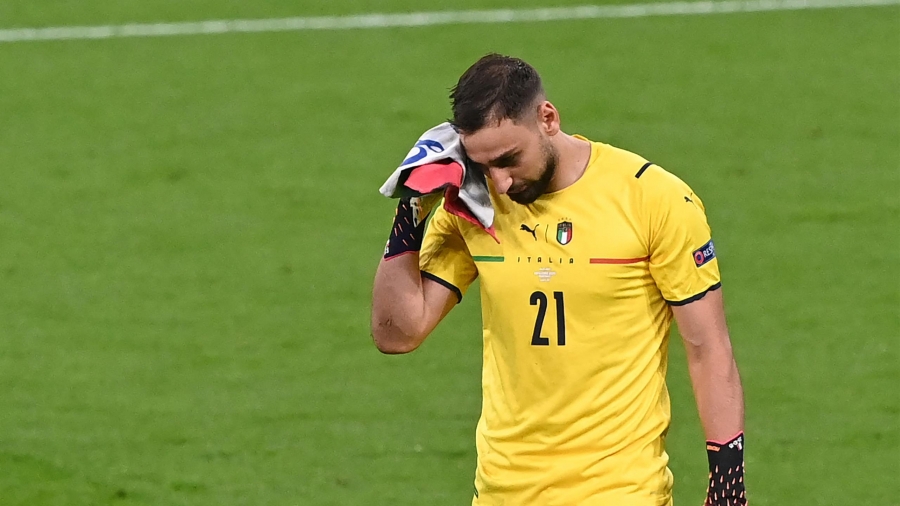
(487, 149), (521, 169)
(492, 155), (519, 168)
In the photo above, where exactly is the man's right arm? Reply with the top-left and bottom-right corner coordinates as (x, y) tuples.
(370, 196), (475, 354)
(371, 253), (458, 354)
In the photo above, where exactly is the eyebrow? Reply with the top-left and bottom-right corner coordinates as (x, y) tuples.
(488, 149), (520, 167)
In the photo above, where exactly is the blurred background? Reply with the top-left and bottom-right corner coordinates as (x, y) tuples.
(0, 1), (897, 505)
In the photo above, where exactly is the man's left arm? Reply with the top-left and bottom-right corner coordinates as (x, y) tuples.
(639, 164), (747, 505)
(672, 289), (747, 506)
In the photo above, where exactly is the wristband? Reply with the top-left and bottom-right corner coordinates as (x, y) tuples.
(705, 432), (747, 506)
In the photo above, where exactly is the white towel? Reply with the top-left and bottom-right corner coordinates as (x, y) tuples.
(379, 122), (496, 240)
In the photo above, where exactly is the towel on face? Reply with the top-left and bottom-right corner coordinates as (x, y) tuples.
(379, 122), (497, 241)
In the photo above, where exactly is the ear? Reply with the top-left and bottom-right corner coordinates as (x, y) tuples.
(537, 101), (560, 136)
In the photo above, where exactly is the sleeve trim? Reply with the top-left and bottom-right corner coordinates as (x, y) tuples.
(421, 271), (463, 303)
(666, 282), (722, 306)
(635, 162), (654, 179)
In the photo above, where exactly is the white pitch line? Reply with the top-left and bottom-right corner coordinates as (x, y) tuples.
(0, 0), (897, 43)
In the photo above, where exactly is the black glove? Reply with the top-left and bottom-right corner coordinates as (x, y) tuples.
(383, 195), (440, 260)
(704, 432), (747, 506)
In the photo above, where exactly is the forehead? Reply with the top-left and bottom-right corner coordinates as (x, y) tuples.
(460, 119), (538, 163)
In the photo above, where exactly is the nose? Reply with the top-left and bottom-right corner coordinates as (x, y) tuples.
(488, 167), (513, 194)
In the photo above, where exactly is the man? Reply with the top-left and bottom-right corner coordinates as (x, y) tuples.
(371, 54), (747, 506)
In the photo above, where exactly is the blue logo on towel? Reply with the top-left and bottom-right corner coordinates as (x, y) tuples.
(402, 139), (445, 166)
(693, 240), (716, 267)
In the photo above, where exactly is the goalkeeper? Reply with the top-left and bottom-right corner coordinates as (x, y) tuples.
(372, 54), (748, 505)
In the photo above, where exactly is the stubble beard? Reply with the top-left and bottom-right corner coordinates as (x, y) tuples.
(507, 141), (559, 205)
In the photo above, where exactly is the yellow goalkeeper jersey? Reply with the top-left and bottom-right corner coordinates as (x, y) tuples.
(419, 138), (721, 506)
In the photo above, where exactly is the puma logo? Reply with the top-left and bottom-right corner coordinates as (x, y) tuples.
(520, 224), (539, 241)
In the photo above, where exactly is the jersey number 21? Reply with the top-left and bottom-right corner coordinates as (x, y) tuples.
(530, 291), (566, 346)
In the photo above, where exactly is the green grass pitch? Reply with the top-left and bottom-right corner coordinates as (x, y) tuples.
(0, 1), (897, 505)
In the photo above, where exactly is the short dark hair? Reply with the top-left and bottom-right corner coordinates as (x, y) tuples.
(450, 54), (544, 133)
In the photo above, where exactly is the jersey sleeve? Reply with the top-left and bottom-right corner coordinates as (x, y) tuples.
(419, 204), (478, 302)
(642, 166), (721, 305)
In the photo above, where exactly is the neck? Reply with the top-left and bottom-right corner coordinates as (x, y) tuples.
(547, 132), (592, 193)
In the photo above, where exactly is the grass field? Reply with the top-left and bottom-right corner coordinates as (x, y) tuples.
(0, 1), (897, 505)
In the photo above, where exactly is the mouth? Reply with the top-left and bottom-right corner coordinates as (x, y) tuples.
(507, 185), (540, 205)
(507, 184), (529, 196)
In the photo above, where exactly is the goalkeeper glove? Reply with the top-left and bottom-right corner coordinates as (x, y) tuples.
(383, 194), (441, 260)
(704, 432), (747, 506)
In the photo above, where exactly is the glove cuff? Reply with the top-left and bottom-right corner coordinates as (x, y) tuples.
(705, 432), (747, 505)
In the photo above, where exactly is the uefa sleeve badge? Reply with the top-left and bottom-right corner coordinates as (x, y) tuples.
(692, 240), (716, 267)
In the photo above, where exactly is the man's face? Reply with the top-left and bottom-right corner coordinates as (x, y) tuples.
(461, 117), (558, 205)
